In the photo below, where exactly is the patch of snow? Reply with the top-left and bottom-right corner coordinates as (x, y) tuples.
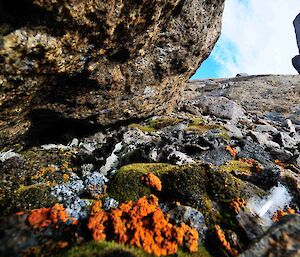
(100, 142), (123, 176)
(41, 144), (70, 150)
(0, 150), (21, 162)
(247, 184), (292, 227)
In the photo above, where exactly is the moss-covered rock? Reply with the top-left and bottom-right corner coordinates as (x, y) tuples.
(58, 241), (151, 257)
(1, 183), (56, 215)
(57, 240), (211, 257)
(148, 117), (184, 130)
(108, 163), (266, 226)
(186, 123), (230, 141)
(219, 159), (259, 174)
(107, 163), (174, 203)
(0, 147), (78, 215)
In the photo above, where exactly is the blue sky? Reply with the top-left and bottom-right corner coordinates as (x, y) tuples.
(192, 0), (299, 80)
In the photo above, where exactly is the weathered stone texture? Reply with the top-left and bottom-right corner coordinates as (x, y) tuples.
(0, 0), (225, 147)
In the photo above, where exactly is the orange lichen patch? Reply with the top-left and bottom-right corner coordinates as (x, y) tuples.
(31, 165), (58, 180)
(63, 173), (70, 182)
(229, 198), (245, 214)
(215, 225), (238, 257)
(274, 159), (283, 166)
(57, 241), (69, 249)
(141, 172), (162, 191)
(50, 203), (69, 224)
(238, 158), (263, 173)
(27, 207), (51, 228)
(27, 204), (74, 229)
(226, 146), (237, 157)
(61, 162), (73, 173)
(272, 208), (296, 222)
(15, 211), (25, 216)
(88, 201), (109, 241)
(87, 195), (199, 256)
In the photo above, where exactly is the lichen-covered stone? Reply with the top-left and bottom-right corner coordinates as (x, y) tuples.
(107, 163), (266, 225)
(0, 0), (225, 147)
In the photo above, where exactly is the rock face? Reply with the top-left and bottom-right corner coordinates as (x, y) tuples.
(0, 0), (224, 147)
(240, 215), (300, 257)
(185, 75), (300, 124)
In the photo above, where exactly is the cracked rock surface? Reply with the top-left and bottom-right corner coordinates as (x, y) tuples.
(0, 0), (224, 147)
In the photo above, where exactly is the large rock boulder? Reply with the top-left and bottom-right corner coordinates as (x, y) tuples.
(0, 0), (224, 147)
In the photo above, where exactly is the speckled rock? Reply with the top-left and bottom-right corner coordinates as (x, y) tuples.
(0, 0), (225, 147)
(239, 215), (300, 257)
(185, 75), (300, 124)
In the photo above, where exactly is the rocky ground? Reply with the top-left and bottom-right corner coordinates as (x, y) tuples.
(0, 74), (299, 257)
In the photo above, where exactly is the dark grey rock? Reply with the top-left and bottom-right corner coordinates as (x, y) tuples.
(294, 13), (300, 53)
(160, 202), (207, 241)
(292, 55), (300, 74)
(239, 215), (300, 257)
(236, 73), (249, 77)
(197, 146), (232, 166)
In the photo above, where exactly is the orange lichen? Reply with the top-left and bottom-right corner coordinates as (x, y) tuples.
(27, 204), (74, 229)
(229, 198), (245, 214)
(141, 173), (162, 191)
(27, 207), (52, 228)
(238, 158), (263, 173)
(61, 162), (73, 173)
(226, 146), (237, 157)
(31, 165), (58, 180)
(15, 211), (25, 216)
(215, 225), (238, 257)
(88, 195), (198, 256)
(50, 203), (69, 224)
(88, 201), (109, 241)
(272, 208), (296, 222)
(57, 241), (69, 249)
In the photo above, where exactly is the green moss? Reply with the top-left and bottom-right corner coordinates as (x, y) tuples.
(147, 117), (183, 130)
(108, 162), (266, 230)
(216, 130), (230, 141)
(57, 240), (209, 257)
(107, 163), (174, 203)
(129, 123), (157, 133)
(186, 123), (230, 141)
(219, 160), (253, 174)
(0, 183), (55, 215)
(186, 124), (217, 134)
(188, 117), (205, 126)
(57, 240), (153, 257)
(108, 163), (222, 224)
(207, 169), (266, 202)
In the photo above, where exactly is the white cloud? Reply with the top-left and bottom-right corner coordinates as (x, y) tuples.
(212, 0), (300, 77)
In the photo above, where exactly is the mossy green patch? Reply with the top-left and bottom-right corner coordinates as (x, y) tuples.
(189, 117), (205, 126)
(207, 169), (266, 202)
(0, 183), (55, 215)
(57, 240), (152, 257)
(107, 163), (174, 203)
(0, 147), (77, 215)
(129, 123), (157, 133)
(186, 122), (230, 140)
(108, 163), (222, 224)
(108, 163), (266, 227)
(57, 240), (209, 257)
(148, 117), (183, 130)
(219, 160), (253, 174)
